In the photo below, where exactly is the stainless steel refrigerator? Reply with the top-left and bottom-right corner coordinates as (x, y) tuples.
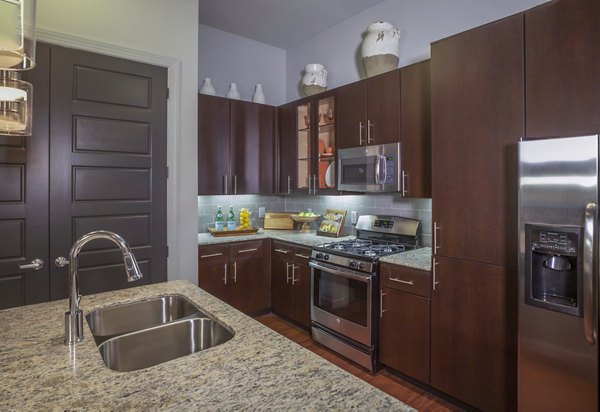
(518, 135), (599, 411)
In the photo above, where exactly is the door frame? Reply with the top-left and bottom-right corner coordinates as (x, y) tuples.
(36, 28), (182, 278)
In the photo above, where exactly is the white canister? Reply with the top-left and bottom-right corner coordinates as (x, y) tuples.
(361, 21), (401, 77)
(226, 83), (241, 99)
(252, 83), (266, 103)
(200, 77), (216, 95)
(302, 64), (328, 97)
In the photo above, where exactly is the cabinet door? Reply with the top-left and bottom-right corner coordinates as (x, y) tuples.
(400, 61), (431, 199)
(198, 261), (230, 303)
(430, 256), (516, 411)
(431, 15), (522, 267)
(230, 101), (275, 194)
(292, 262), (311, 328)
(198, 94), (230, 195)
(278, 102), (297, 194)
(525, 0), (600, 138)
(271, 256), (294, 319)
(230, 256), (269, 314)
(337, 80), (366, 149)
(366, 69), (400, 145)
(379, 287), (430, 384)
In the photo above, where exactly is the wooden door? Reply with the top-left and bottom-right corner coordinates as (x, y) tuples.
(431, 15), (522, 267)
(199, 260), (230, 303)
(430, 256), (517, 411)
(379, 287), (430, 384)
(198, 94), (230, 194)
(0, 43), (50, 309)
(230, 101), (275, 194)
(525, 0), (600, 138)
(292, 262), (311, 328)
(400, 60), (431, 199)
(271, 256), (294, 319)
(366, 69), (400, 145)
(277, 102), (297, 194)
(337, 80), (366, 149)
(49, 46), (168, 299)
(230, 256), (269, 313)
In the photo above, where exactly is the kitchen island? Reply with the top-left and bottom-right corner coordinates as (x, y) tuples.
(0, 280), (413, 411)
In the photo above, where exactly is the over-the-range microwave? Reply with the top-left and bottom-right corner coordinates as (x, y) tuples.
(337, 142), (401, 193)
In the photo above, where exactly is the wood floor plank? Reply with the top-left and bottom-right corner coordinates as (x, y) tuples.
(255, 313), (464, 412)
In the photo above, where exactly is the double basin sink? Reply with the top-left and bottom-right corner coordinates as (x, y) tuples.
(86, 295), (234, 372)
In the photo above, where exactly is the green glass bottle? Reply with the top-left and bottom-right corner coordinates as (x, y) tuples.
(227, 206), (236, 230)
(215, 205), (224, 231)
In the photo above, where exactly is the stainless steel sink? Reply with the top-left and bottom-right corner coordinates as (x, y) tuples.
(97, 317), (234, 372)
(86, 294), (203, 344)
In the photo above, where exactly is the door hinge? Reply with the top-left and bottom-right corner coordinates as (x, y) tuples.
(166, 87), (170, 100)
(166, 246), (169, 258)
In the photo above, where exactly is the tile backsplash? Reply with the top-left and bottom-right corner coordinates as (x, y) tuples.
(198, 194), (432, 246)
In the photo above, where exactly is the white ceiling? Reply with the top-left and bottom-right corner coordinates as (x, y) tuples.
(198, 0), (389, 49)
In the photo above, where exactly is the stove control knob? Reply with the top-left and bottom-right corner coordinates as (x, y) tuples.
(316, 252), (323, 259)
(323, 254), (330, 261)
(349, 261), (357, 268)
(358, 262), (365, 270)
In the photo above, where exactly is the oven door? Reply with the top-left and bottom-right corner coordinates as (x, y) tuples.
(310, 260), (373, 346)
(338, 143), (400, 192)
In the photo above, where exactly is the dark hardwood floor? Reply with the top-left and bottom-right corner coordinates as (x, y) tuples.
(255, 313), (465, 412)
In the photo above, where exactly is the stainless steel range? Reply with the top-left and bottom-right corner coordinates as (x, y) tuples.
(309, 215), (420, 371)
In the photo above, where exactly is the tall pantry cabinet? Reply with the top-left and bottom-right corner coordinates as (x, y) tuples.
(430, 14), (523, 411)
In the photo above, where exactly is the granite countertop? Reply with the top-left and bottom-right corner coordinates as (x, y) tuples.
(380, 247), (432, 271)
(0, 280), (414, 411)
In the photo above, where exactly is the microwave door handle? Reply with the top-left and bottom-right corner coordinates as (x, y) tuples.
(374, 155), (386, 185)
(375, 155), (381, 185)
(380, 155), (387, 185)
(583, 202), (597, 345)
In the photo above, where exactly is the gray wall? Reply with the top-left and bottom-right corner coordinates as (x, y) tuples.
(198, 194), (432, 246)
(285, 0), (550, 100)
(199, 24), (287, 105)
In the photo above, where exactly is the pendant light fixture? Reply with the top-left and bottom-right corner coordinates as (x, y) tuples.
(0, 0), (37, 136)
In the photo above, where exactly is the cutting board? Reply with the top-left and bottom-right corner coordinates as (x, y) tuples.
(264, 212), (298, 230)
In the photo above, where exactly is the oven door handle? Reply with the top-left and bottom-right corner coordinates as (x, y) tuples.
(309, 261), (371, 283)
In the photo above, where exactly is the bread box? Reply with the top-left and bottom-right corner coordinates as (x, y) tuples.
(264, 212), (298, 230)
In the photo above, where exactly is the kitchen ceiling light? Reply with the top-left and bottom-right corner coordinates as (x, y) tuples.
(0, 0), (36, 136)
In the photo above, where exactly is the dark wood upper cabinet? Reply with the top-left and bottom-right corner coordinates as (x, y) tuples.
(198, 94), (230, 195)
(337, 70), (400, 149)
(198, 95), (275, 195)
(431, 15), (522, 267)
(400, 61), (431, 199)
(525, 0), (600, 138)
(277, 101), (297, 194)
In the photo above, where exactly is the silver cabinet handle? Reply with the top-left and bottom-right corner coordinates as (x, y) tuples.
(389, 277), (414, 285)
(238, 248), (258, 254)
(433, 222), (441, 252)
(359, 121), (366, 145)
(285, 262), (292, 283)
(232, 261), (237, 283)
(223, 263), (228, 285)
(583, 202), (597, 345)
(292, 265), (298, 285)
(274, 249), (290, 254)
(19, 259), (44, 270)
(432, 258), (439, 290)
(401, 170), (408, 197)
(287, 175), (292, 194)
(367, 119), (374, 144)
(224, 175), (228, 195)
(233, 175), (237, 195)
(55, 256), (69, 267)
(380, 290), (386, 318)
(200, 252), (224, 259)
(295, 253), (310, 259)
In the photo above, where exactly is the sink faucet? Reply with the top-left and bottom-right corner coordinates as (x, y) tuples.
(57, 230), (143, 344)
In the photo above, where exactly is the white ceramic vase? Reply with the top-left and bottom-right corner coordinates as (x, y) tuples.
(226, 82), (241, 99)
(252, 83), (265, 103)
(302, 64), (328, 97)
(361, 21), (401, 77)
(200, 77), (216, 95)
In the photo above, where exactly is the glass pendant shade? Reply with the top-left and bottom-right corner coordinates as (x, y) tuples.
(0, 0), (37, 71)
(0, 71), (32, 135)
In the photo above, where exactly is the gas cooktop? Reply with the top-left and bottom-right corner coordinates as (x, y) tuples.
(316, 239), (407, 259)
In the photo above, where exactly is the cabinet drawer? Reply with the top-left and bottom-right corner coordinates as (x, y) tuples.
(198, 244), (229, 265)
(293, 245), (312, 264)
(380, 263), (430, 298)
(230, 240), (264, 260)
(272, 240), (295, 259)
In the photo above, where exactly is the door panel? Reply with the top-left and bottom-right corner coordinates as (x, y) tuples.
(337, 81), (366, 149)
(198, 94), (230, 195)
(277, 102), (297, 194)
(0, 43), (50, 308)
(292, 263), (311, 328)
(366, 69), (400, 145)
(49, 45), (167, 299)
(231, 256), (269, 313)
(271, 256), (294, 319)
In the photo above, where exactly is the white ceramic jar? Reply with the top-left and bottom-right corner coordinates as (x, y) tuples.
(252, 83), (265, 103)
(200, 77), (216, 95)
(361, 21), (401, 77)
(302, 64), (328, 96)
(226, 83), (241, 99)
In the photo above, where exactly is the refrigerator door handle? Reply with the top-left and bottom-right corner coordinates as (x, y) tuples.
(583, 202), (597, 345)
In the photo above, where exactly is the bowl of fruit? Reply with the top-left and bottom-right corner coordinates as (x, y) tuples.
(291, 211), (321, 232)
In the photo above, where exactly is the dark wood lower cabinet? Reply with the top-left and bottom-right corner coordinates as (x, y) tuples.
(230, 254), (270, 313)
(430, 256), (516, 412)
(271, 256), (294, 319)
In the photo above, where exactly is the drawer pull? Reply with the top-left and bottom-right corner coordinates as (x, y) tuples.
(295, 253), (310, 259)
(274, 249), (290, 254)
(238, 248), (258, 254)
(200, 252), (224, 259)
(389, 277), (414, 286)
